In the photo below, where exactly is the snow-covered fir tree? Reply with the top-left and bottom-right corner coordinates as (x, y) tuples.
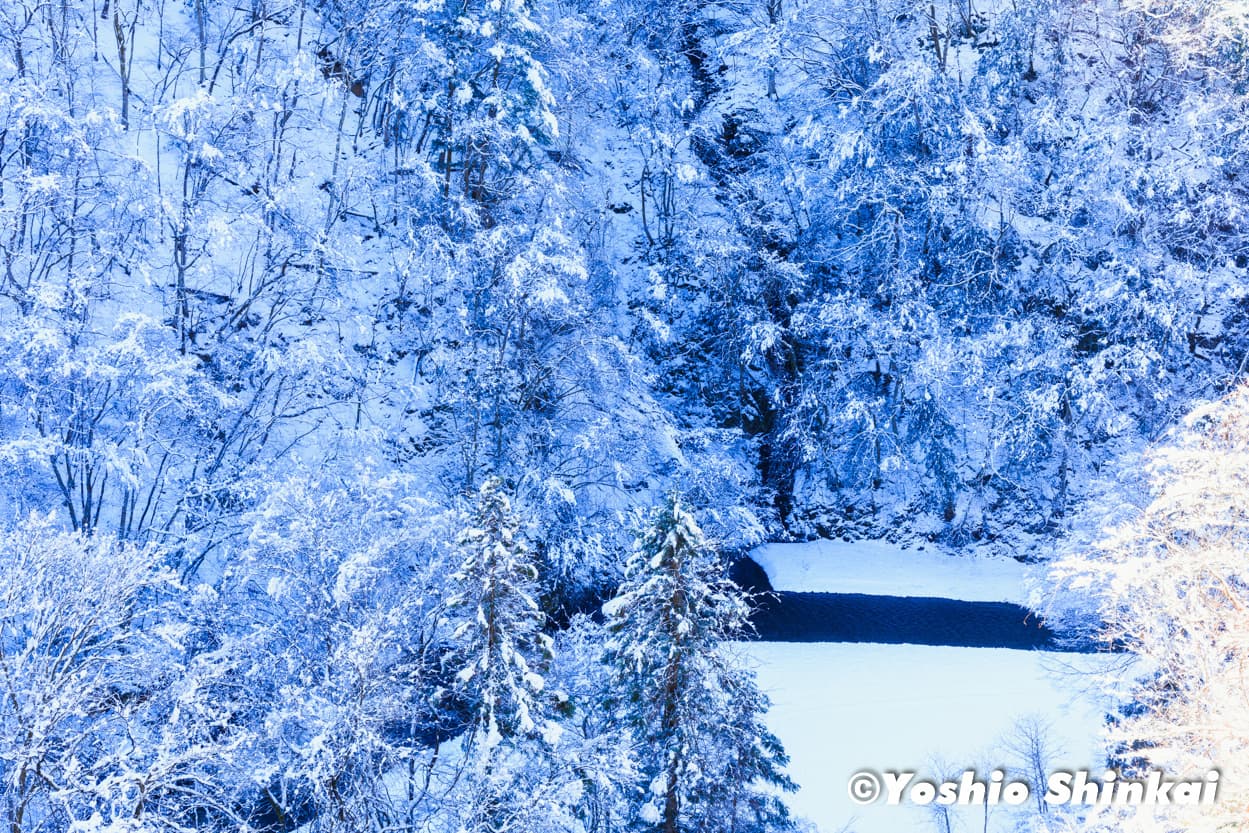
(448, 476), (551, 750)
(444, 477), (580, 832)
(603, 497), (794, 833)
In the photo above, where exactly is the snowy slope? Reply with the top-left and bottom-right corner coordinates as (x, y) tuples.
(751, 540), (1030, 604)
(737, 642), (1112, 833)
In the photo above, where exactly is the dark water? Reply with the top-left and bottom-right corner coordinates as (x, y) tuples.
(731, 556), (1094, 652)
(749, 590), (1071, 649)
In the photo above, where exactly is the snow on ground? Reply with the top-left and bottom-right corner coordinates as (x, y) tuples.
(751, 539), (1031, 604)
(736, 642), (1114, 833)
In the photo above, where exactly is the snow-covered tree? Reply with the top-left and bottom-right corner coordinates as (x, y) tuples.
(447, 476), (551, 749)
(1052, 385), (1249, 831)
(0, 515), (238, 833)
(217, 464), (449, 833)
(603, 496), (794, 833)
(443, 476), (579, 831)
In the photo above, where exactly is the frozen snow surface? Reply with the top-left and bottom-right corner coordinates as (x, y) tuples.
(738, 642), (1113, 833)
(745, 539), (1110, 832)
(751, 539), (1031, 604)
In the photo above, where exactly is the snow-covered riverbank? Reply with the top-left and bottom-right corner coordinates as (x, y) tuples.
(751, 539), (1032, 604)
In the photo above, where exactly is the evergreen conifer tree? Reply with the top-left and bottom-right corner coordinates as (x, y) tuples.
(603, 496), (794, 833)
(448, 476), (551, 753)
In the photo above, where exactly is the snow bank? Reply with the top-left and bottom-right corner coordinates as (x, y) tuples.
(736, 642), (1112, 833)
(751, 539), (1030, 604)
